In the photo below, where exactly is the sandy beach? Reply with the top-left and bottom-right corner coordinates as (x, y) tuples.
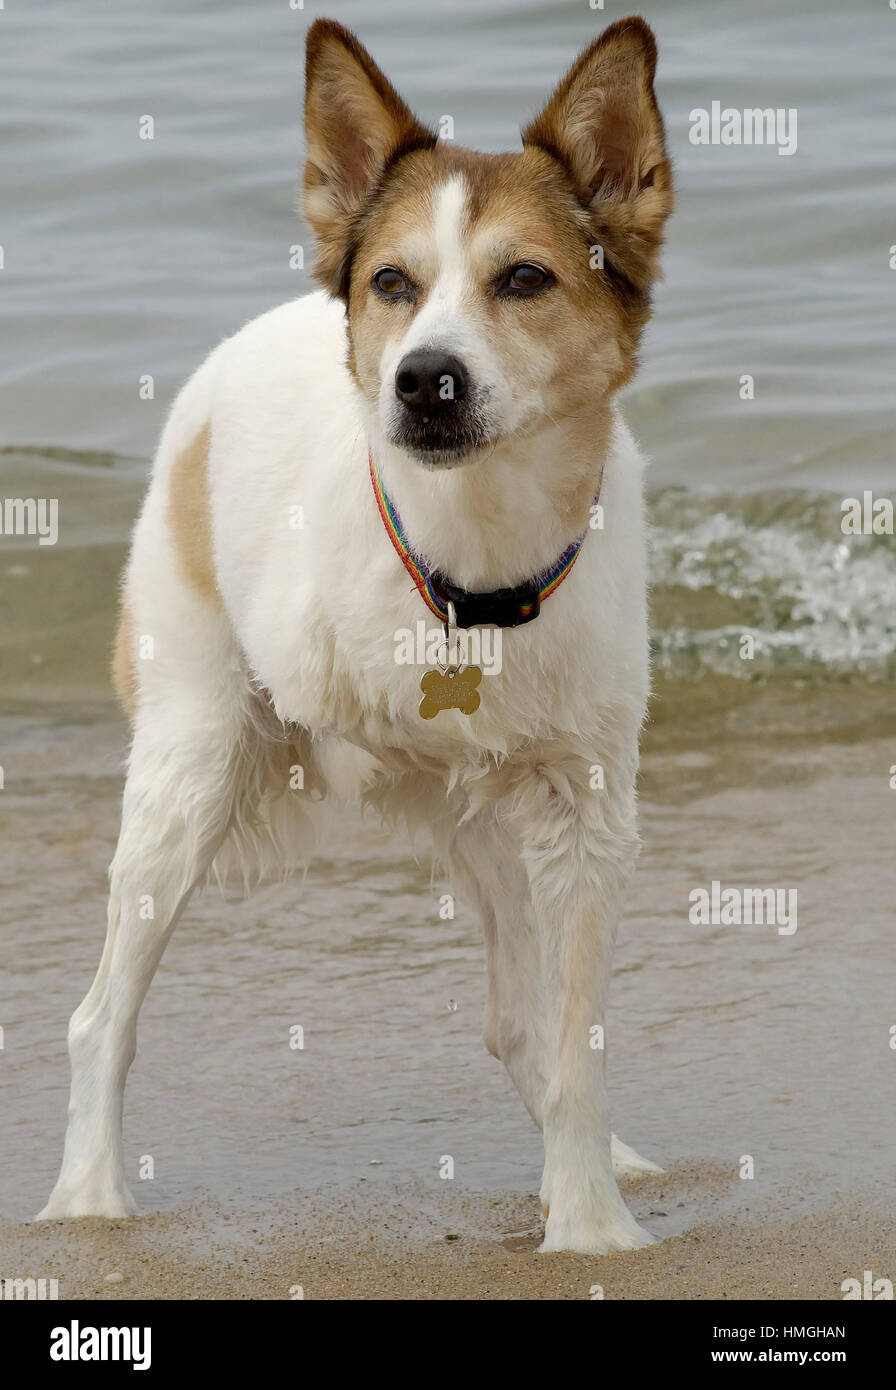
(4, 1161), (892, 1300)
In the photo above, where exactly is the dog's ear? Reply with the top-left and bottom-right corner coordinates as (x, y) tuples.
(522, 16), (672, 290)
(303, 20), (435, 296)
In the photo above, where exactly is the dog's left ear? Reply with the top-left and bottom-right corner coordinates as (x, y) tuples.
(303, 19), (435, 296)
(522, 16), (673, 289)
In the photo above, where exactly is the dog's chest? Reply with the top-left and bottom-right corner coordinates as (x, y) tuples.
(278, 609), (545, 766)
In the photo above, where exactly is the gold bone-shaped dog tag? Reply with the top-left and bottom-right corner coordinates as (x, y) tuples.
(419, 666), (482, 719)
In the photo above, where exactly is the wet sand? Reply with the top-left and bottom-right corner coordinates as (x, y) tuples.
(3, 1163), (891, 1300)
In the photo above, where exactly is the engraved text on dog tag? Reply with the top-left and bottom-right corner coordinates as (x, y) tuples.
(419, 665), (482, 719)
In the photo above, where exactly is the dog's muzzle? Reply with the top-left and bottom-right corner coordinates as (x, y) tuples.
(390, 347), (489, 465)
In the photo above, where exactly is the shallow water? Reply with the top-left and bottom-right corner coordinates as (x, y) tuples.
(1, 0), (894, 1225)
(1, 709), (893, 1222)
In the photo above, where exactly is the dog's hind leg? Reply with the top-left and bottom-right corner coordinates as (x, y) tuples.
(454, 805), (661, 1211)
(451, 809), (550, 1128)
(610, 1134), (663, 1175)
(455, 815), (659, 1174)
(456, 819), (661, 1177)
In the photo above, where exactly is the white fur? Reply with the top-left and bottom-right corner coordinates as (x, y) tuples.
(39, 186), (660, 1251)
(379, 177), (517, 448)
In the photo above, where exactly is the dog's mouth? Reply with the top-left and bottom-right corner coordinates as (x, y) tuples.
(387, 403), (494, 469)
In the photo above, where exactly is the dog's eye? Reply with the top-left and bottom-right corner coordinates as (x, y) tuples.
(373, 267), (410, 297)
(503, 263), (553, 295)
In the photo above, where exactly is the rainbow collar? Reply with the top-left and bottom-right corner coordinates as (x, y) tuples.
(369, 448), (596, 629)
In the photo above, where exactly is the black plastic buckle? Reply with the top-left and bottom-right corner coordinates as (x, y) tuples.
(430, 572), (542, 629)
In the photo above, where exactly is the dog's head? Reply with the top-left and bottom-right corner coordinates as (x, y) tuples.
(303, 17), (672, 468)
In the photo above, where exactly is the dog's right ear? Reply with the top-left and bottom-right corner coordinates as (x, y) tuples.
(303, 20), (435, 296)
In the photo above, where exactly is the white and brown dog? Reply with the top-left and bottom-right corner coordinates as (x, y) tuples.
(39, 15), (674, 1253)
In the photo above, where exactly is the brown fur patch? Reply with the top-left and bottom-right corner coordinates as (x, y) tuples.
(167, 423), (220, 605)
(303, 19), (437, 297)
(112, 597), (138, 721)
(521, 16), (673, 292)
(345, 143), (650, 422)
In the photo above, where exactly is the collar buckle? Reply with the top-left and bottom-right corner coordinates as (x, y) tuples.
(431, 572), (542, 629)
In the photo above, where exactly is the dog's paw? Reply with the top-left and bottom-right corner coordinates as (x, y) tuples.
(610, 1132), (664, 1176)
(35, 1180), (139, 1221)
(538, 1206), (657, 1255)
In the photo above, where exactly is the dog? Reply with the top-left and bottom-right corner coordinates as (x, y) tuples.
(39, 15), (674, 1253)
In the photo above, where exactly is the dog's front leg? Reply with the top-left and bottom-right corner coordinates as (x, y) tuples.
(516, 767), (655, 1254)
(37, 717), (240, 1220)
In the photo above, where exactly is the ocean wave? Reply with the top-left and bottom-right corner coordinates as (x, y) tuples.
(647, 488), (896, 683)
(1, 447), (893, 696)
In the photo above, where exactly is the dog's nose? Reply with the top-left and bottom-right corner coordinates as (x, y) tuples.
(395, 350), (469, 410)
